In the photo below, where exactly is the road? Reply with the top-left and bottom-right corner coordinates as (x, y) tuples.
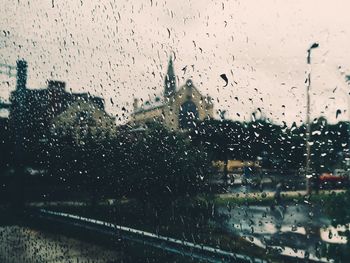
(218, 202), (348, 263)
(35, 209), (266, 263)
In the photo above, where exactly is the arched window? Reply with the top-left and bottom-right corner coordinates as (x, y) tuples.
(179, 100), (199, 129)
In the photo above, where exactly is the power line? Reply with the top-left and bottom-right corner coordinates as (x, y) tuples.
(0, 63), (16, 78)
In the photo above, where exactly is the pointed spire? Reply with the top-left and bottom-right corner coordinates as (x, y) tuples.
(164, 56), (176, 98)
(167, 55), (175, 76)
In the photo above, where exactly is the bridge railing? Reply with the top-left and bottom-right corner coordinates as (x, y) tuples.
(36, 208), (266, 263)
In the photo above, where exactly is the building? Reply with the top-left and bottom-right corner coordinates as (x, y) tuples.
(9, 60), (113, 146)
(129, 57), (214, 131)
(51, 97), (117, 142)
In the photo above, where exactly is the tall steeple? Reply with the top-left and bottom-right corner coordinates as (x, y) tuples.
(164, 56), (176, 98)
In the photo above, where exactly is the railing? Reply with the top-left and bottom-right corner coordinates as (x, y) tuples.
(36, 209), (266, 263)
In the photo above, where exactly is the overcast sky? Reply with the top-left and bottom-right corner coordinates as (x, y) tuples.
(1, 0), (350, 125)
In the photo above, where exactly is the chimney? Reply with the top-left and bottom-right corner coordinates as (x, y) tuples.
(48, 80), (66, 91)
(16, 60), (27, 91)
(133, 98), (139, 112)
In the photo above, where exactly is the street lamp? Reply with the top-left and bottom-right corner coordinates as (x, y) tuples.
(306, 42), (319, 195)
(307, 43), (319, 64)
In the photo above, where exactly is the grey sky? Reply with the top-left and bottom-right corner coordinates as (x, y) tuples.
(1, 0), (350, 125)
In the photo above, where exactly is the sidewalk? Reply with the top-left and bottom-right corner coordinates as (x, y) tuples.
(217, 189), (346, 200)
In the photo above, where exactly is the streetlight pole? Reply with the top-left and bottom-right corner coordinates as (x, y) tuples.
(305, 43), (319, 195)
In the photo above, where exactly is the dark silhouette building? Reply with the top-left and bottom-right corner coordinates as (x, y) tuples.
(9, 60), (105, 146)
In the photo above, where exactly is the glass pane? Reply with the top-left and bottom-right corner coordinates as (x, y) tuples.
(0, 1), (349, 262)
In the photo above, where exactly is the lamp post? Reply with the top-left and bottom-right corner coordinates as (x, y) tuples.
(306, 43), (319, 195)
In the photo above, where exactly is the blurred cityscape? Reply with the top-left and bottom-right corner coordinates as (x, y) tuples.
(0, 56), (350, 262)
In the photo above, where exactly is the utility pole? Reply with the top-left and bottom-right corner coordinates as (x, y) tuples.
(305, 43), (319, 195)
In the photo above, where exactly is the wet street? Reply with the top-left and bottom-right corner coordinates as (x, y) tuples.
(218, 203), (348, 262)
(0, 197), (348, 263)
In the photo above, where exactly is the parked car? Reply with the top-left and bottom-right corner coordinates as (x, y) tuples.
(319, 172), (349, 188)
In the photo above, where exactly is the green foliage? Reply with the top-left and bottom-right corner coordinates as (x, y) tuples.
(45, 123), (211, 203)
(323, 190), (350, 226)
(117, 123), (211, 201)
(191, 118), (350, 173)
(5, 115), (350, 203)
(319, 190), (350, 261)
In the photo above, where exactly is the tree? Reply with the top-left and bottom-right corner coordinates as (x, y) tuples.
(118, 122), (211, 202)
(191, 119), (243, 178)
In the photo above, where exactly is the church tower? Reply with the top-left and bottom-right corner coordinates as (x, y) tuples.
(164, 56), (176, 98)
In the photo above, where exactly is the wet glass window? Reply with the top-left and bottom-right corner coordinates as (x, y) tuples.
(0, 1), (350, 263)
